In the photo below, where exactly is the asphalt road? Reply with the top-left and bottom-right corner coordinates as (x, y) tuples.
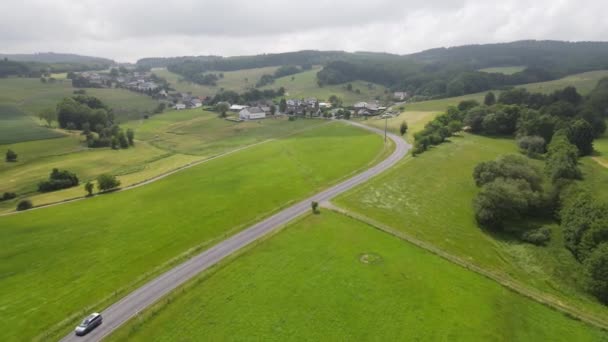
(60, 121), (410, 342)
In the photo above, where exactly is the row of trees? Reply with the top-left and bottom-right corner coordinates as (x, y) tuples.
(208, 88), (286, 105)
(38, 168), (79, 193)
(412, 107), (464, 155)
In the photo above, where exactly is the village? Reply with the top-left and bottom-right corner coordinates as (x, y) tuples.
(71, 68), (408, 121)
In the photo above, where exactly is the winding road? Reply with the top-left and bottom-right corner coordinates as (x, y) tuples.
(60, 121), (410, 342)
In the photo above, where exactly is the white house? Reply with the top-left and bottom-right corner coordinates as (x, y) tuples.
(175, 103), (186, 110)
(318, 102), (332, 109)
(353, 102), (368, 109)
(239, 107), (266, 120)
(393, 91), (408, 101)
(190, 99), (202, 108)
(230, 104), (249, 112)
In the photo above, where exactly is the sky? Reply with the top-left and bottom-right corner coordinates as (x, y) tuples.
(1, 0), (607, 62)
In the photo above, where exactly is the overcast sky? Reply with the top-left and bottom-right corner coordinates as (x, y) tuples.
(2, 0), (607, 62)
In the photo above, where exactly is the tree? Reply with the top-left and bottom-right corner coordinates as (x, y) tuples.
(270, 105), (276, 116)
(568, 119), (594, 156)
(126, 128), (135, 146)
(279, 98), (287, 113)
(84, 181), (94, 196)
(118, 130), (129, 149)
(448, 120), (463, 134)
(517, 135), (546, 156)
(110, 68), (119, 77)
(346, 83), (353, 91)
(1, 192), (16, 201)
(473, 154), (543, 191)
(38, 108), (56, 127)
(399, 121), (408, 136)
(545, 132), (581, 183)
(328, 95), (342, 107)
(97, 174), (121, 192)
(311, 201), (319, 214)
(484, 91), (496, 106)
(457, 100), (479, 111)
(38, 168), (79, 192)
(584, 243), (608, 303)
(5, 149), (17, 162)
(16, 199), (33, 211)
(215, 102), (230, 118)
(473, 178), (538, 230)
(111, 137), (119, 150)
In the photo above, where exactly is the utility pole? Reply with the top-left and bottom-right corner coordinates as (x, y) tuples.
(384, 116), (388, 143)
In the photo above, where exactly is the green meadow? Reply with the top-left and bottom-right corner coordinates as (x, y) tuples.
(108, 211), (607, 341)
(0, 104), (64, 144)
(0, 122), (388, 341)
(361, 110), (440, 142)
(123, 108), (328, 156)
(152, 66), (280, 98)
(405, 70), (608, 112)
(263, 67), (388, 105)
(479, 66), (527, 74)
(335, 133), (608, 318)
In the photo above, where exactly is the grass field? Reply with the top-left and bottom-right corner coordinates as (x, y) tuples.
(0, 104), (64, 144)
(361, 111), (440, 142)
(335, 133), (608, 318)
(593, 129), (608, 168)
(479, 66), (526, 74)
(152, 66), (280, 98)
(263, 67), (388, 105)
(0, 122), (389, 341)
(0, 77), (158, 121)
(108, 211), (607, 341)
(405, 70), (608, 112)
(123, 108), (329, 156)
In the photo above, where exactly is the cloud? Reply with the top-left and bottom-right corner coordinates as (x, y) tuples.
(0, 0), (607, 62)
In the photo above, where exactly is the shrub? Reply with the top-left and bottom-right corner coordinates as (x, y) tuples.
(37, 168), (79, 192)
(1, 192), (17, 201)
(521, 226), (552, 246)
(97, 174), (121, 192)
(5, 149), (17, 162)
(16, 199), (33, 211)
(517, 135), (546, 156)
(584, 243), (608, 304)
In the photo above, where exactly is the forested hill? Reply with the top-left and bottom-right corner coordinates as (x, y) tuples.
(136, 40), (608, 100)
(409, 40), (608, 72)
(0, 52), (114, 65)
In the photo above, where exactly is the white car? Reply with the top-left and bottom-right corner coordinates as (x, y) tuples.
(74, 312), (102, 336)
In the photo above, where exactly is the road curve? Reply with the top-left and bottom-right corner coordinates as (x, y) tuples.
(60, 121), (411, 342)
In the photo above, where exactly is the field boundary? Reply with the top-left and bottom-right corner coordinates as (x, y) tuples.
(322, 202), (608, 331)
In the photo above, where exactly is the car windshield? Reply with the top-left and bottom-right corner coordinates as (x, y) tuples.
(80, 315), (96, 326)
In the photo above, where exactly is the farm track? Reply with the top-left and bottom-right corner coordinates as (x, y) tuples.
(323, 203), (608, 332)
(58, 121), (410, 341)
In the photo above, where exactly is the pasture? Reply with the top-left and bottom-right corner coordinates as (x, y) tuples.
(264, 67), (388, 105)
(152, 66), (280, 98)
(123, 109), (328, 156)
(0, 122), (388, 341)
(479, 66), (526, 74)
(108, 211), (607, 341)
(0, 77), (158, 132)
(335, 133), (608, 318)
(0, 104), (64, 144)
(405, 70), (608, 112)
(361, 111), (440, 142)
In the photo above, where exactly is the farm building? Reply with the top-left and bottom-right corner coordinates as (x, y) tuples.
(239, 107), (266, 120)
(175, 103), (186, 110)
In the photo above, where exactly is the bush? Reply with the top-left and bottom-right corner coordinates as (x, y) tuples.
(517, 135), (546, 156)
(5, 149), (17, 162)
(97, 174), (121, 192)
(37, 168), (79, 192)
(521, 226), (552, 246)
(584, 243), (608, 304)
(16, 199), (33, 211)
(1, 192), (17, 201)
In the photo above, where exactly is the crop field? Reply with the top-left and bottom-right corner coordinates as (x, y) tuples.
(152, 66), (280, 98)
(264, 67), (388, 105)
(108, 211), (607, 341)
(0, 77), (158, 127)
(479, 66), (526, 74)
(405, 70), (608, 112)
(0, 104), (64, 144)
(0, 122), (388, 341)
(335, 133), (608, 318)
(361, 111), (440, 142)
(123, 108), (329, 156)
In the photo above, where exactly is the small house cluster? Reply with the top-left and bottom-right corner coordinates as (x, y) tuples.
(170, 92), (203, 110)
(71, 70), (165, 98)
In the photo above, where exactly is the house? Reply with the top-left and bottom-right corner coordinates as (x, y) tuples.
(190, 99), (202, 108)
(354, 102), (368, 110)
(260, 105), (272, 114)
(175, 103), (186, 110)
(230, 104), (249, 112)
(393, 92), (408, 101)
(239, 107), (266, 120)
(318, 102), (332, 109)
